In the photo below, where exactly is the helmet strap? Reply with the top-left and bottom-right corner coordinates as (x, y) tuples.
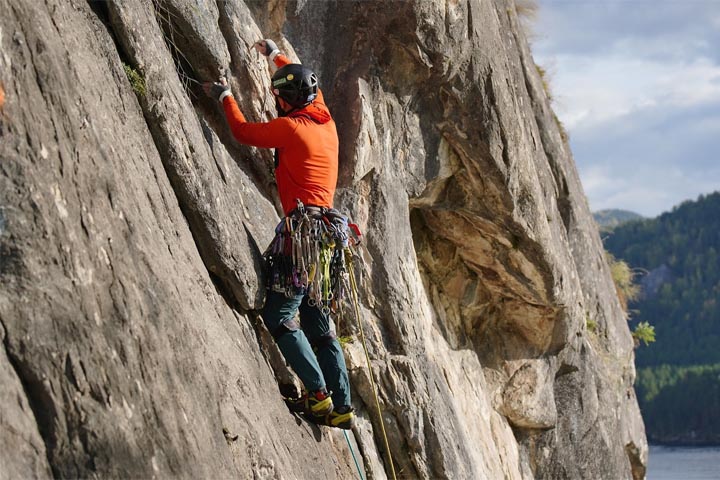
(276, 98), (302, 117)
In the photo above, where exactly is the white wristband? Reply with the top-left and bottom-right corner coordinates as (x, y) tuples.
(218, 90), (233, 102)
(268, 49), (281, 62)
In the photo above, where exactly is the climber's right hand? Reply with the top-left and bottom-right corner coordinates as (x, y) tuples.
(203, 77), (231, 102)
(254, 39), (279, 57)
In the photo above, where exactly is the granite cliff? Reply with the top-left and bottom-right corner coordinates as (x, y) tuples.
(0, 0), (647, 478)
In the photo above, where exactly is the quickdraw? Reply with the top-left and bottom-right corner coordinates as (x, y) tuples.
(263, 200), (363, 314)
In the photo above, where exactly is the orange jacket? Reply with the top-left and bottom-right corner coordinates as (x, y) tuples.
(222, 54), (338, 215)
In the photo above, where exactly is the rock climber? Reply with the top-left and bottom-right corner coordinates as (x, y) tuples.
(203, 38), (354, 429)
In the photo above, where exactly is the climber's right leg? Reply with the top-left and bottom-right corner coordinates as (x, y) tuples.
(262, 290), (333, 417)
(299, 297), (354, 429)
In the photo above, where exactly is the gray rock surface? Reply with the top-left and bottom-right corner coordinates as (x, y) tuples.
(1, 0), (647, 478)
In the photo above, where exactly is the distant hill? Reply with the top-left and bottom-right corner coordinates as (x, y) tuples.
(593, 209), (644, 230)
(604, 192), (720, 366)
(603, 192), (720, 444)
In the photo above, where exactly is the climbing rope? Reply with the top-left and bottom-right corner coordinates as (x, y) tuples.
(347, 250), (397, 480)
(344, 430), (366, 480)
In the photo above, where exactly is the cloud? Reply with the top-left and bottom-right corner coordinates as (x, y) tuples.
(535, 1), (720, 63)
(534, 0), (720, 216)
(579, 163), (720, 218)
(549, 55), (720, 131)
(570, 101), (720, 216)
(577, 155), (719, 218)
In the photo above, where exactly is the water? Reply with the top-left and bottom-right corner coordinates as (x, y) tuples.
(648, 445), (720, 480)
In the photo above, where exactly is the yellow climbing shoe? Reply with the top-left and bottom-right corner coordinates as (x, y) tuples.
(326, 406), (355, 430)
(285, 390), (334, 418)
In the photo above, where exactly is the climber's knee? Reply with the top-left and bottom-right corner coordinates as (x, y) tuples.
(310, 331), (337, 350)
(271, 319), (300, 340)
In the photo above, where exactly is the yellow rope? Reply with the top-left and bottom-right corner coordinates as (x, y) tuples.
(347, 249), (397, 480)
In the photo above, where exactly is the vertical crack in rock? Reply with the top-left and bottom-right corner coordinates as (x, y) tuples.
(151, 0), (203, 98)
(98, 0), (274, 311)
(1, 318), (59, 477)
(93, 2), (224, 301)
(212, 0), (281, 202)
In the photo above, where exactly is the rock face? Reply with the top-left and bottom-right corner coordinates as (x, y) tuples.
(0, 0), (646, 478)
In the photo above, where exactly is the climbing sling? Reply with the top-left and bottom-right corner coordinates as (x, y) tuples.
(263, 200), (363, 315)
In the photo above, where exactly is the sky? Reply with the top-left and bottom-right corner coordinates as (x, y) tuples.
(532, 0), (720, 217)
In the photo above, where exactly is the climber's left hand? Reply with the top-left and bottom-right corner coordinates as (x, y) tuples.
(254, 39), (279, 57)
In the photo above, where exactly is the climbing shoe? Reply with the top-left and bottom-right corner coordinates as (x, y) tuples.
(284, 390), (334, 418)
(326, 405), (355, 430)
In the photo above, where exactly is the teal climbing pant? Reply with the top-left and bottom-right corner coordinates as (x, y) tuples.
(263, 290), (351, 408)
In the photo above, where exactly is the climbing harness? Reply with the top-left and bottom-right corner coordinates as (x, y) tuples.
(264, 200), (396, 479)
(263, 200), (360, 315)
(344, 430), (366, 480)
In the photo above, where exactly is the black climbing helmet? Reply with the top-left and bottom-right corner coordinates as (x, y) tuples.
(271, 64), (318, 109)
